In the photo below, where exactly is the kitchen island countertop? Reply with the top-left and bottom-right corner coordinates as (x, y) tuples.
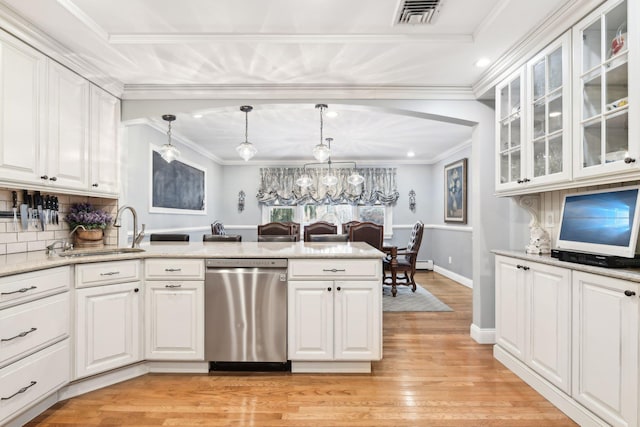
(0, 241), (385, 277)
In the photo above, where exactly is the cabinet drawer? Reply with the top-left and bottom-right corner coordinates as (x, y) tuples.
(288, 259), (381, 280)
(75, 260), (141, 288)
(0, 339), (69, 426)
(0, 292), (69, 368)
(145, 259), (204, 280)
(0, 267), (70, 309)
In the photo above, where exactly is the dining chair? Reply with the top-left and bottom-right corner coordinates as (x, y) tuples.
(149, 233), (190, 242)
(257, 222), (295, 236)
(258, 235), (298, 242)
(383, 221), (424, 297)
(348, 221), (383, 251)
(309, 234), (348, 242)
(304, 221), (337, 241)
(342, 221), (360, 236)
(211, 221), (226, 235)
(203, 234), (242, 242)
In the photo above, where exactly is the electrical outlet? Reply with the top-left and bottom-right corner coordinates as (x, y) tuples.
(448, 256), (452, 264)
(546, 212), (554, 227)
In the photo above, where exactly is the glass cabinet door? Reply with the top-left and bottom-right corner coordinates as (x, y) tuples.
(574, 0), (634, 177)
(526, 31), (571, 185)
(496, 68), (525, 189)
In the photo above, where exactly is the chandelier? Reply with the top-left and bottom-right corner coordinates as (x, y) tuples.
(296, 137), (365, 187)
(236, 105), (257, 161)
(159, 114), (180, 163)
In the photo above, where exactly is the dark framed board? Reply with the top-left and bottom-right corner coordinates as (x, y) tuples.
(150, 148), (207, 214)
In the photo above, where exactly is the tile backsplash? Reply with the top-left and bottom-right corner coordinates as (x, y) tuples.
(0, 188), (118, 255)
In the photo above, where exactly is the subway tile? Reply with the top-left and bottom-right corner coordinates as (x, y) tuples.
(37, 231), (56, 240)
(0, 244), (6, 255)
(27, 240), (46, 252)
(0, 233), (17, 244)
(18, 232), (38, 242)
(6, 242), (27, 254)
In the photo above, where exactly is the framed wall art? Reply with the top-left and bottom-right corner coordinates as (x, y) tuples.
(444, 158), (467, 223)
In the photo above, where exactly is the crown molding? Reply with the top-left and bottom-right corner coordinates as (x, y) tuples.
(109, 32), (473, 45)
(472, 0), (604, 98)
(0, 2), (124, 97)
(122, 84), (476, 101)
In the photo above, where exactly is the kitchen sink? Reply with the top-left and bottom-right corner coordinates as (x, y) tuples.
(58, 248), (145, 257)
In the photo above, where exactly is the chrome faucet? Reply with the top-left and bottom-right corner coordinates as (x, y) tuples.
(113, 205), (146, 248)
(46, 239), (73, 256)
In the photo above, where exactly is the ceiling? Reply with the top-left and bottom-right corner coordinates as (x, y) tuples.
(0, 0), (572, 163)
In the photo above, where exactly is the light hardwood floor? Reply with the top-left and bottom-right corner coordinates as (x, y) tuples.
(26, 271), (577, 426)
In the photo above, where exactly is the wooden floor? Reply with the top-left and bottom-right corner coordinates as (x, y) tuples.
(27, 271), (577, 426)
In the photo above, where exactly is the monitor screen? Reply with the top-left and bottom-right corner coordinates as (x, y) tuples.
(557, 186), (640, 258)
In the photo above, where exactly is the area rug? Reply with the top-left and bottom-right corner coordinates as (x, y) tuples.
(383, 283), (452, 312)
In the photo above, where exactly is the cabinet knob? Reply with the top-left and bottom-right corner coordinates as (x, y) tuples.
(49, 176), (57, 182)
(92, 183), (99, 187)
(327, 287), (332, 292)
(134, 288), (139, 293)
(624, 290), (636, 297)
(336, 286), (341, 291)
(624, 157), (636, 164)
(40, 175), (48, 180)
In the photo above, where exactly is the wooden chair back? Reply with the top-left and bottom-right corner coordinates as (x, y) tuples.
(304, 221), (337, 241)
(203, 234), (242, 242)
(348, 221), (383, 250)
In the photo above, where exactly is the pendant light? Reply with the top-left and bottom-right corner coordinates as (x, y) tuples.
(320, 138), (338, 186)
(312, 104), (331, 162)
(236, 105), (257, 161)
(159, 114), (180, 163)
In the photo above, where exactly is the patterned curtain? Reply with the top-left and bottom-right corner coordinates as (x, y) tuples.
(256, 167), (399, 206)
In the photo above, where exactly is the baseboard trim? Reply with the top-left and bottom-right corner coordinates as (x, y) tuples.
(60, 362), (150, 400)
(493, 345), (607, 427)
(470, 324), (496, 344)
(147, 361), (209, 373)
(433, 265), (472, 288)
(291, 361), (371, 373)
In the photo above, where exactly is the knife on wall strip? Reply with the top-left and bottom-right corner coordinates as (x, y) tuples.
(35, 191), (45, 231)
(11, 191), (17, 232)
(20, 190), (28, 231)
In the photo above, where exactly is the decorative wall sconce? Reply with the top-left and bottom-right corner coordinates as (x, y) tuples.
(238, 190), (246, 212)
(409, 189), (416, 212)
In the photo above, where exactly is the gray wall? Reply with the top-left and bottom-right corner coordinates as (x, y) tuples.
(119, 124), (223, 244)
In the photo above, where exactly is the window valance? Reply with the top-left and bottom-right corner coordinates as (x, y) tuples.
(256, 167), (399, 206)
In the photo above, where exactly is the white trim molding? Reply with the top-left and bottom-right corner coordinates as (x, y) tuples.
(470, 324), (496, 345)
(434, 265), (472, 288)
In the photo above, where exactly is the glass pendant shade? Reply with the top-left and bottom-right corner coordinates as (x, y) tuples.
(236, 141), (257, 161)
(321, 173), (338, 186)
(160, 144), (180, 163)
(347, 172), (365, 185)
(313, 142), (331, 162)
(296, 173), (313, 187)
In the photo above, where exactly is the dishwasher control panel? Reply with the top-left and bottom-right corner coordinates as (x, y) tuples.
(205, 258), (287, 269)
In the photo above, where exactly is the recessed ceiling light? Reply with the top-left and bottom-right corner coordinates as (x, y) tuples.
(193, 114), (203, 119)
(549, 111), (562, 118)
(475, 58), (491, 67)
(407, 151), (415, 157)
(325, 111), (338, 118)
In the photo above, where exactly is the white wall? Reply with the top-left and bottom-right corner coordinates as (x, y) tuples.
(119, 124), (223, 244)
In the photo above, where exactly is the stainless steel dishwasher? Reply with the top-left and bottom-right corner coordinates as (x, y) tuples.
(205, 258), (288, 368)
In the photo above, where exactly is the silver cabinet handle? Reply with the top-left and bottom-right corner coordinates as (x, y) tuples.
(323, 268), (346, 273)
(1, 381), (37, 400)
(165, 268), (182, 272)
(100, 271), (120, 276)
(165, 284), (182, 288)
(1, 327), (37, 342)
(1, 285), (37, 295)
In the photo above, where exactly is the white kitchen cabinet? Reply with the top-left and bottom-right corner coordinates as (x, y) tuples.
(572, 271), (638, 427)
(75, 281), (142, 379)
(288, 279), (381, 361)
(572, 0), (638, 179)
(0, 30), (46, 185)
(46, 60), (90, 190)
(145, 280), (204, 360)
(495, 255), (571, 393)
(89, 85), (119, 194)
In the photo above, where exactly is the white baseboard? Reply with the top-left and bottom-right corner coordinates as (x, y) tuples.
(60, 362), (149, 400)
(493, 345), (607, 427)
(470, 323), (496, 344)
(433, 265), (473, 288)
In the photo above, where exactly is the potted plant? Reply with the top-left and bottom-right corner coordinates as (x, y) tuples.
(64, 203), (113, 248)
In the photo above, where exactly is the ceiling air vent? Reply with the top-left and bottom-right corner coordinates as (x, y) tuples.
(396, 0), (443, 25)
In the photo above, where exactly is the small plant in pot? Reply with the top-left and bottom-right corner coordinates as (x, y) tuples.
(65, 203), (112, 248)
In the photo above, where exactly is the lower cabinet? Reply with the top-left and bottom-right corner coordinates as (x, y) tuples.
(288, 280), (381, 361)
(495, 255), (571, 393)
(572, 271), (639, 427)
(75, 281), (142, 379)
(145, 281), (204, 360)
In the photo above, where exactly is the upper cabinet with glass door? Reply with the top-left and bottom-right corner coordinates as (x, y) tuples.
(573, 0), (637, 179)
(496, 68), (525, 191)
(525, 31), (572, 188)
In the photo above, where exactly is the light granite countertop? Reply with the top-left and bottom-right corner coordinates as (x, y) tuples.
(0, 241), (385, 277)
(493, 249), (640, 284)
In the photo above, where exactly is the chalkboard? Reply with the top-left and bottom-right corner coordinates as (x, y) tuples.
(151, 150), (206, 213)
